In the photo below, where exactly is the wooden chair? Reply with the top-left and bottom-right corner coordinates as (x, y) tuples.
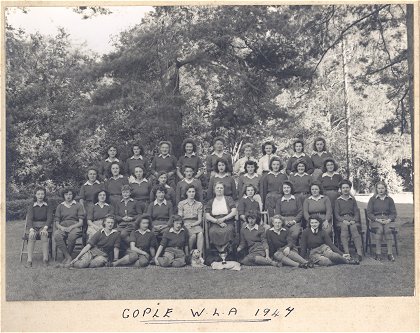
(364, 208), (398, 255)
(52, 220), (88, 261)
(334, 209), (365, 255)
(20, 217), (53, 262)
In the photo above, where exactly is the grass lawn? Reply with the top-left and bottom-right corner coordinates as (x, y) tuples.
(5, 201), (415, 301)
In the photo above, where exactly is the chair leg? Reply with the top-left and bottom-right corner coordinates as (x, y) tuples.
(393, 232), (399, 255)
(20, 240), (26, 262)
(361, 233), (365, 256)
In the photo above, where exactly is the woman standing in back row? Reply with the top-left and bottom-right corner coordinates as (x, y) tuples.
(311, 137), (333, 181)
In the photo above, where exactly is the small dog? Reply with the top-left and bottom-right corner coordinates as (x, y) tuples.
(190, 249), (205, 268)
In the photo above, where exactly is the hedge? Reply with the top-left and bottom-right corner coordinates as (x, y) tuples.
(6, 196), (63, 221)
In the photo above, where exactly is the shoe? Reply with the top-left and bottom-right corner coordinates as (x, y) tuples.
(24, 261), (32, 268)
(357, 255), (363, 262)
(387, 254), (395, 262)
(374, 254), (381, 261)
(298, 263), (308, 269)
(347, 258), (360, 265)
(307, 261), (315, 268)
(43, 260), (49, 267)
(275, 261), (282, 268)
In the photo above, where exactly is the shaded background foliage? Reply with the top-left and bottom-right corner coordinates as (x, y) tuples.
(5, 5), (414, 206)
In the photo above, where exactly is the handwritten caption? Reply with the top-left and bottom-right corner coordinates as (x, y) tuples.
(121, 304), (294, 324)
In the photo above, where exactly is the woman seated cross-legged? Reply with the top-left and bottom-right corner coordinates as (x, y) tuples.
(236, 211), (281, 267)
(205, 182), (238, 259)
(154, 215), (189, 268)
(112, 214), (157, 267)
(266, 215), (312, 268)
(300, 216), (359, 266)
(54, 188), (85, 267)
(71, 215), (120, 268)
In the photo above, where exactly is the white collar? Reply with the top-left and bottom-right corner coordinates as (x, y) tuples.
(130, 178), (148, 185)
(308, 195), (324, 201)
(158, 154), (170, 158)
(292, 152), (306, 158)
(95, 202), (110, 207)
(61, 200), (77, 208)
(244, 196), (255, 201)
(375, 194), (389, 200)
(184, 152), (196, 157)
(183, 199), (197, 205)
(101, 229), (118, 236)
(169, 227), (185, 234)
(214, 173), (229, 178)
(120, 198), (134, 203)
(294, 172), (309, 177)
(33, 201), (48, 207)
(268, 170), (285, 176)
(84, 180), (101, 186)
(183, 178), (195, 184)
(211, 151), (225, 156)
(313, 151), (327, 156)
(311, 227), (319, 234)
(269, 227), (286, 235)
(136, 229), (151, 235)
(130, 155), (143, 160)
(281, 195), (296, 202)
(105, 157), (119, 162)
(110, 175), (124, 180)
(244, 173), (259, 179)
(322, 172), (340, 178)
(338, 195), (353, 201)
(245, 224), (258, 231)
(154, 199), (167, 206)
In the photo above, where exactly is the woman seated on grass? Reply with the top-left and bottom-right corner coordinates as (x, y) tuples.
(112, 214), (157, 267)
(24, 187), (53, 268)
(366, 181), (398, 262)
(300, 216), (359, 266)
(71, 216), (120, 268)
(86, 190), (114, 240)
(266, 215), (312, 268)
(236, 211), (281, 267)
(154, 215), (189, 267)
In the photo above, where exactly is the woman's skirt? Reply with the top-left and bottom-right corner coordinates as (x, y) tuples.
(209, 215), (235, 246)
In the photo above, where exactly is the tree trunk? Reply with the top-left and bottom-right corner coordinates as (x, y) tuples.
(405, 5), (414, 189)
(341, 38), (352, 180)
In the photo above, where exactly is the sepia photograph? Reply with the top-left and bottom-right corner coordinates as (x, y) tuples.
(2, 2), (418, 329)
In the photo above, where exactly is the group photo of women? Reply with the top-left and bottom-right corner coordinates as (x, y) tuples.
(24, 136), (399, 270)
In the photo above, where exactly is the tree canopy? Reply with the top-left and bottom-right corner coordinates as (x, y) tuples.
(5, 5), (414, 196)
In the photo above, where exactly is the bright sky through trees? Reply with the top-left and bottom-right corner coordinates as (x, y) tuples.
(6, 6), (154, 54)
